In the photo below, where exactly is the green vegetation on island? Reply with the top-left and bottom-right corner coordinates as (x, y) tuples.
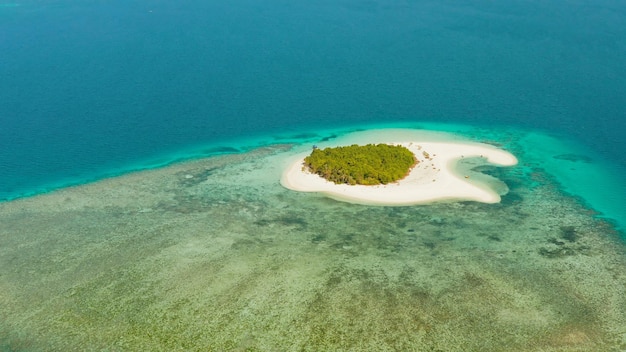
(304, 144), (417, 185)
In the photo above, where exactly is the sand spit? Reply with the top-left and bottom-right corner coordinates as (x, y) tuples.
(0, 129), (625, 351)
(282, 140), (518, 205)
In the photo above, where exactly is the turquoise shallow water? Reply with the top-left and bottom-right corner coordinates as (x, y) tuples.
(1, 125), (625, 350)
(1, 0), (625, 204)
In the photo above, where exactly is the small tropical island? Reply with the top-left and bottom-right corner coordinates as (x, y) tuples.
(281, 129), (519, 206)
(304, 144), (417, 185)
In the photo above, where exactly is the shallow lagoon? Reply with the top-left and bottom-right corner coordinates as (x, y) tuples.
(1, 125), (625, 351)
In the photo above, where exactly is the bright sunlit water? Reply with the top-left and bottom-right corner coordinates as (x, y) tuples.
(1, 0), (625, 350)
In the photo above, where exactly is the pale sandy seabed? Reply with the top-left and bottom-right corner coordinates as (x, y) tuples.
(1, 130), (626, 351)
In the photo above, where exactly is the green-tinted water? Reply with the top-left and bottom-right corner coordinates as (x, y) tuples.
(0, 128), (624, 351)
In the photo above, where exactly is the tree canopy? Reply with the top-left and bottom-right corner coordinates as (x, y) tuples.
(303, 144), (417, 185)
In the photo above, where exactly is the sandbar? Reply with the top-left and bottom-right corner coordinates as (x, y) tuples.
(281, 130), (518, 205)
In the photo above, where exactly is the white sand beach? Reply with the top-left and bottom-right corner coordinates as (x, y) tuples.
(281, 131), (518, 205)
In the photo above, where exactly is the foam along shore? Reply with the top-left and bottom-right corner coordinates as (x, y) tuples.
(281, 131), (518, 205)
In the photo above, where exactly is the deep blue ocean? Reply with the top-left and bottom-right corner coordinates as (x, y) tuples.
(1, 0), (625, 218)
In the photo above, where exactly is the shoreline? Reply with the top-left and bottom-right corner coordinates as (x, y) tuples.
(2, 124), (622, 232)
(281, 138), (518, 206)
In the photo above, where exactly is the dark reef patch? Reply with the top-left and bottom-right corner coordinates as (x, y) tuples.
(500, 192), (523, 205)
(202, 146), (241, 155)
(553, 154), (593, 163)
(538, 247), (577, 258)
(177, 167), (221, 187)
(273, 133), (320, 141)
(254, 215), (308, 229)
(319, 134), (338, 142)
(560, 225), (578, 242)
